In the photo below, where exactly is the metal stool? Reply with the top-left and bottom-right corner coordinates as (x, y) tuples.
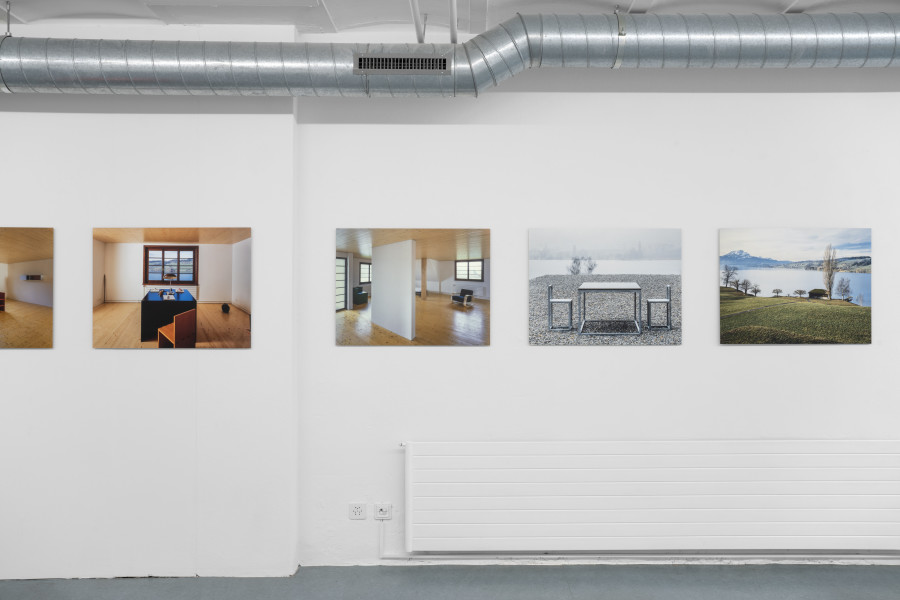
(547, 285), (573, 331)
(646, 284), (672, 330)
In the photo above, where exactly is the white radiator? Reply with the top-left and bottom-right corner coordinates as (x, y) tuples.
(404, 441), (900, 553)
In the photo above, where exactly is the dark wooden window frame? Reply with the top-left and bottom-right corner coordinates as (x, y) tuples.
(359, 262), (372, 284)
(143, 245), (200, 286)
(455, 259), (484, 282)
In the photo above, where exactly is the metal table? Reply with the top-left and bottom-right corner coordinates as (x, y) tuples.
(577, 281), (642, 336)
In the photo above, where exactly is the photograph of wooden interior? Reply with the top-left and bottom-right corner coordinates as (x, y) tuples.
(336, 228), (490, 346)
(92, 227), (251, 349)
(0, 227), (54, 349)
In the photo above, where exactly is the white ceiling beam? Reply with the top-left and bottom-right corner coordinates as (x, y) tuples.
(318, 0), (337, 33)
(623, 0), (656, 14)
(469, 0), (488, 34)
(783, 0), (820, 13)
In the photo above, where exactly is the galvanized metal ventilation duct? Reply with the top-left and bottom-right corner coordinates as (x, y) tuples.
(1, 13), (898, 97)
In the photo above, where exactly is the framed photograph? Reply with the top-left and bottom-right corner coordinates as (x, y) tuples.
(92, 228), (252, 349)
(529, 228), (681, 346)
(719, 228), (871, 345)
(0, 227), (54, 349)
(336, 228), (490, 346)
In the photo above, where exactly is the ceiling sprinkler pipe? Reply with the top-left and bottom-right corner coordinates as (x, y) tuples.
(0, 13), (898, 97)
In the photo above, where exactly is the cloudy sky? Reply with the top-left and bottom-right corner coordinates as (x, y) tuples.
(719, 228), (872, 261)
(529, 228), (681, 260)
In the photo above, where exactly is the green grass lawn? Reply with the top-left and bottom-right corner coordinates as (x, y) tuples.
(720, 287), (871, 344)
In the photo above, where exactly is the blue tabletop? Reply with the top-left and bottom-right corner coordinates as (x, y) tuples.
(143, 289), (195, 302)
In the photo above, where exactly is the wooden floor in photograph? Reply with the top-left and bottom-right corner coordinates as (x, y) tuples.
(0, 300), (53, 349)
(336, 294), (489, 346)
(93, 302), (251, 349)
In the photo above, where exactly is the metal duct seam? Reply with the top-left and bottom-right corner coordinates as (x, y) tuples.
(0, 13), (898, 97)
(0, 34), (9, 92)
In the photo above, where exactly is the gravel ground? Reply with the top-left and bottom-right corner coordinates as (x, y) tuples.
(529, 274), (682, 346)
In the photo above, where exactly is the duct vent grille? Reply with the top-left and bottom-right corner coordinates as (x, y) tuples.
(354, 54), (449, 75)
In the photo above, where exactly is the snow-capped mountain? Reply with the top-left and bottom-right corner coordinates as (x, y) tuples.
(719, 250), (787, 268)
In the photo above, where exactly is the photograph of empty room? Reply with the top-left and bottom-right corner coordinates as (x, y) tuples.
(336, 229), (489, 346)
(93, 228), (251, 349)
(0, 227), (54, 349)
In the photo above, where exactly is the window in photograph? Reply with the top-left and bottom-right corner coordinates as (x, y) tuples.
(455, 259), (483, 282)
(336, 257), (347, 311)
(144, 246), (199, 285)
(359, 262), (371, 284)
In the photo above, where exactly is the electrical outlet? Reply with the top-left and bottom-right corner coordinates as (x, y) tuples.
(374, 503), (392, 520)
(349, 503), (366, 520)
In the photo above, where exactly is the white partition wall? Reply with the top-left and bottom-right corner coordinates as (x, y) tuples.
(0, 21), (296, 580)
(233, 238), (252, 314)
(371, 240), (416, 340)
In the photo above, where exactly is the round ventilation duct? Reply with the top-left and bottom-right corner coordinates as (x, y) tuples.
(0, 13), (898, 97)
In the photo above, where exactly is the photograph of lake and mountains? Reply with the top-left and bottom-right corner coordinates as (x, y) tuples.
(719, 228), (871, 345)
(529, 228), (681, 346)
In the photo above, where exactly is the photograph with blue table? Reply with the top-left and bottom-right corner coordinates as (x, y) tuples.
(92, 228), (252, 349)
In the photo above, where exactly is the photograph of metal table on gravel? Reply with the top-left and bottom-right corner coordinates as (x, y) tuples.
(529, 228), (682, 346)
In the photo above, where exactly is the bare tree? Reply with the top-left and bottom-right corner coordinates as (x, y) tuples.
(567, 256), (582, 275)
(732, 278), (741, 290)
(583, 257), (596, 274)
(836, 277), (852, 301)
(794, 289), (806, 298)
(750, 284), (761, 296)
(772, 288), (783, 297)
(721, 265), (738, 288)
(739, 279), (751, 294)
(823, 243), (837, 299)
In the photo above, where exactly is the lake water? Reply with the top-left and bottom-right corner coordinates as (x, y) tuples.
(529, 260), (681, 278)
(730, 268), (872, 307)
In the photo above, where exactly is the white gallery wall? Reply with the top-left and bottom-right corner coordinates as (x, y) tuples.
(0, 262), (8, 293)
(0, 22), (296, 579)
(1, 18), (900, 581)
(294, 31), (900, 564)
(7, 260), (54, 307)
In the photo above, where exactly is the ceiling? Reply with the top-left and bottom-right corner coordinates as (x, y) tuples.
(93, 227), (251, 244)
(337, 228), (489, 261)
(4, 1), (898, 35)
(0, 227), (54, 263)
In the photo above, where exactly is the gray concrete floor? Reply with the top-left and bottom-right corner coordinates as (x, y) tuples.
(2, 565), (900, 600)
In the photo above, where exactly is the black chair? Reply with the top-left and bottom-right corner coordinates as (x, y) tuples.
(353, 286), (368, 306)
(451, 288), (474, 307)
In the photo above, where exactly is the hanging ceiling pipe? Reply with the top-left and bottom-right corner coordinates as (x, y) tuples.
(3, 1), (10, 39)
(0, 12), (898, 97)
(449, 0), (458, 44)
(409, 0), (426, 43)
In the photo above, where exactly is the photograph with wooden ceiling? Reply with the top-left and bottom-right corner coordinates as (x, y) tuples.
(92, 228), (251, 349)
(0, 227), (54, 349)
(336, 229), (490, 346)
